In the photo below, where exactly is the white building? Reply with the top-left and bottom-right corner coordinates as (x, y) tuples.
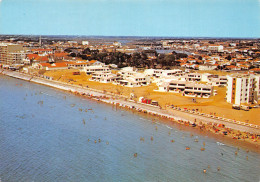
(185, 73), (202, 82)
(198, 64), (218, 70)
(113, 41), (122, 47)
(208, 45), (224, 52)
(201, 73), (227, 86)
(144, 69), (183, 78)
(226, 74), (260, 105)
(90, 71), (119, 83)
(83, 65), (111, 75)
(209, 76), (227, 86)
(157, 80), (213, 97)
(82, 41), (89, 45)
(116, 73), (151, 87)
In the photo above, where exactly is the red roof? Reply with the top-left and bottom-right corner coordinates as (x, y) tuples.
(27, 54), (38, 60)
(39, 63), (50, 67)
(54, 52), (69, 57)
(39, 62), (68, 68)
(250, 68), (260, 72)
(49, 62), (68, 68)
(35, 56), (49, 62)
(88, 60), (97, 64)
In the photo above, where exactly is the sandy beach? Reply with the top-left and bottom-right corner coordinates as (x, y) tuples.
(41, 69), (260, 125)
(1, 69), (260, 152)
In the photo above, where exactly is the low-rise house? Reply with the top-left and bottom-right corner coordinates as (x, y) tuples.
(67, 61), (89, 69)
(225, 65), (241, 71)
(199, 64), (218, 70)
(31, 49), (53, 56)
(38, 62), (68, 70)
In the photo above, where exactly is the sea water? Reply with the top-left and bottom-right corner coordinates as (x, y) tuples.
(0, 75), (260, 182)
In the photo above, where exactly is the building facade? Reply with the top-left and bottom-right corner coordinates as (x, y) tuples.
(0, 43), (23, 65)
(226, 74), (260, 105)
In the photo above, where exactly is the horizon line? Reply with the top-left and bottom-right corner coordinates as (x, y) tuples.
(0, 34), (259, 40)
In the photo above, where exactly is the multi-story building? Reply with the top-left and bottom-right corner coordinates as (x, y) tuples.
(185, 73), (202, 82)
(157, 80), (213, 97)
(226, 74), (260, 105)
(116, 73), (151, 87)
(0, 43), (23, 65)
(83, 65), (111, 75)
(144, 69), (183, 78)
(90, 71), (119, 83)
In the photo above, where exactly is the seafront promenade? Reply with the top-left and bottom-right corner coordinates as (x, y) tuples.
(1, 69), (260, 138)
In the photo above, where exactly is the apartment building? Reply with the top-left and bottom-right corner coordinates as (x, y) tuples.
(201, 73), (227, 86)
(185, 73), (202, 82)
(226, 74), (260, 105)
(157, 80), (213, 97)
(0, 43), (23, 65)
(116, 73), (151, 87)
(83, 65), (110, 74)
(144, 69), (183, 78)
(90, 71), (119, 83)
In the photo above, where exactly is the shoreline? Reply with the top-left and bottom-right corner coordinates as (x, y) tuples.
(1, 69), (259, 152)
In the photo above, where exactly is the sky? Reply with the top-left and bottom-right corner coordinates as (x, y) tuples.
(0, 0), (259, 38)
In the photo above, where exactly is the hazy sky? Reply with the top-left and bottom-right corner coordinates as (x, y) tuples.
(0, 0), (259, 37)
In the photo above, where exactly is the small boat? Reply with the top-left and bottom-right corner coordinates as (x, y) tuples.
(201, 147), (205, 151)
(186, 147), (190, 150)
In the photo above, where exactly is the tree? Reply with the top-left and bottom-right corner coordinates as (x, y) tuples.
(70, 52), (76, 57)
(82, 48), (91, 54)
(225, 55), (232, 60)
(165, 54), (176, 66)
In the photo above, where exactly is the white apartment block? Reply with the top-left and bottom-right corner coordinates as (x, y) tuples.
(209, 76), (227, 86)
(144, 69), (183, 78)
(83, 65), (110, 74)
(208, 45), (224, 52)
(201, 73), (227, 86)
(90, 71), (119, 83)
(157, 80), (213, 97)
(184, 83), (213, 97)
(116, 73), (151, 87)
(118, 67), (137, 76)
(185, 73), (202, 82)
(226, 74), (260, 105)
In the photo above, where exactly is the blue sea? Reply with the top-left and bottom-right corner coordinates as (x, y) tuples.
(0, 75), (260, 182)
